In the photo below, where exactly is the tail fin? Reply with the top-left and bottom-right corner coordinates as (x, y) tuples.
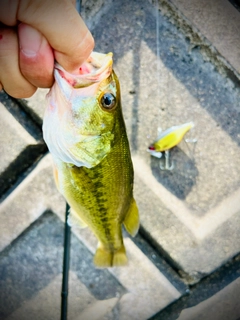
(93, 245), (128, 268)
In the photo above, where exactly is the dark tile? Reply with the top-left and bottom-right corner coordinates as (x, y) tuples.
(0, 211), (125, 319)
(149, 254), (240, 320)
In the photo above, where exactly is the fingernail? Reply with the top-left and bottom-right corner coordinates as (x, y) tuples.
(18, 23), (42, 57)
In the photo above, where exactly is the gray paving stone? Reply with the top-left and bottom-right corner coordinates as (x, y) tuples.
(81, 0), (113, 29)
(0, 212), (64, 319)
(0, 103), (37, 175)
(5, 272), (98, 320)
(89, 0), (240, 280)
(133, 156), (240, 279)
(0, 91), (43, 141)
(0, 102), (46, 196)
(71, 226), (182, 320)
(0, 155), (64, 252)
(149, 253), (240, 320)
(0, 211), (124, 320)
(0, 155), (183, 319)
(163, 0), (240, 77)
(177, 277), (240, 320)
(20, 88), (48, 125)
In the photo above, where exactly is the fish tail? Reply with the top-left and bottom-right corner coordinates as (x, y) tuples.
(112, 245), (128, 267)
(94, 244), (128, 268)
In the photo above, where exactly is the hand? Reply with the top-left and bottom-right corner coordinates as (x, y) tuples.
(0, 0), (94, 98)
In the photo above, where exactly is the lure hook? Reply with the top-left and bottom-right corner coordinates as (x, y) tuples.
(159, 150), (174, 170)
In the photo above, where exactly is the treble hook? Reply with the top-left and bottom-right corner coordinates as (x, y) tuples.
(159, 150), (174, 170)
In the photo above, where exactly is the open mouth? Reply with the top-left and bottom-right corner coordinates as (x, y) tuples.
(55, 52), (113, 88)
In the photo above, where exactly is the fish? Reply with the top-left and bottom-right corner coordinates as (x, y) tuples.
(42, 52), (139, 268)
(148, 122), (194, 157)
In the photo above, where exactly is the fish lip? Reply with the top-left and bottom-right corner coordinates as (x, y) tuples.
(54, 52), (113, 88)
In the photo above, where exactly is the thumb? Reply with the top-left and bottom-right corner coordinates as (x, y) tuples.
(18, 23), (54, 88)
(18, 0), (94, 72)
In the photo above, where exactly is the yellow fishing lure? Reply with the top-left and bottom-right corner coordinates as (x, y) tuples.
(148, 122), (194, 155)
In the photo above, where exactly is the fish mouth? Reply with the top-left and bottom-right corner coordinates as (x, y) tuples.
(55, 52), (113, 88)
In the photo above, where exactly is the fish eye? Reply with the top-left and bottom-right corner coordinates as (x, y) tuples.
(100, 93), (116, 110)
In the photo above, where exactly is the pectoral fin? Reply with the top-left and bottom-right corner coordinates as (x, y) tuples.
(67, 207), (88, 228)
(123, 198), (139, 237)
(53, 164), (59, 190)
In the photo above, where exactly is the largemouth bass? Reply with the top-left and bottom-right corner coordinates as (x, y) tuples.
(43, 52), (139, 267)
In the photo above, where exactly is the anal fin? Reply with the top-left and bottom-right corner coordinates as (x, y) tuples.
(123, 198), (139, 237)
(67, 207), (88, 229)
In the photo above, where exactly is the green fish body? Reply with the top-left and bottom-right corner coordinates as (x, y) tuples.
(43, 52), (139, 267)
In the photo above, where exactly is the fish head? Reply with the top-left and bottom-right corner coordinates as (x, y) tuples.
(43, 52), (121, 168)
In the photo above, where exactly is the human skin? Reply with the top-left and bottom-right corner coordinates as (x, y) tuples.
(0, 0), (94, 98)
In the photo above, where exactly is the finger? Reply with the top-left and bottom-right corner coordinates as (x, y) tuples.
(0, 0), (76, 25)
(18, 0), (94, 72)
(0, 27), (36, 98)
(18, 23), (54, 88)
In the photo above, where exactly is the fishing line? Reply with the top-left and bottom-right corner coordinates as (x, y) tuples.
(155, 0), (170, 131)
(155, 0), (163, 132)
(155, 1), (172, 169)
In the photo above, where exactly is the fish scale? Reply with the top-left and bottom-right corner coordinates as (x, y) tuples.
(43, 53), (139, 267)
(63, 116), (132, 250)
